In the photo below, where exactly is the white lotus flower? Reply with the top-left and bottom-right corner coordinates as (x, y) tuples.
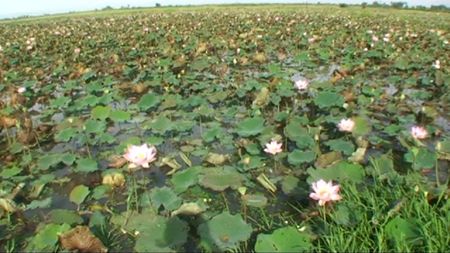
(309, 179), (342, 206)
(123, 144), (157, 169)
(411, 126), (427, 140)
(337, 118), (355, 132)
(264, 140), (282, 155)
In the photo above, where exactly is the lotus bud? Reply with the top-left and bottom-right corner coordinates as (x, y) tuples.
(102, 172), (125, 188)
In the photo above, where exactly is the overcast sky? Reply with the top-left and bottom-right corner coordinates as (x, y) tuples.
(1, 0), (448, 19)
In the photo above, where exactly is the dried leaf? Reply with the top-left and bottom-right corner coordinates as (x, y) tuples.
(59, 226), (107, 253)
(348, 147), (367, 163)
(172, 202), (207, 216)
(108, 156), (127, 168)
(205, 153), (228, 165)
(252, 87), (270, 107)
(315, 151), (342, 168)
(256, 173), (277, 193)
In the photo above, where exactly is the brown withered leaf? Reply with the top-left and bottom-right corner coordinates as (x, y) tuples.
(253, 52), (267, 63)
(315, 151), (342, 168)
(131, 83), (147, 94)
(0, 116), (17, 128)
(11, 94), (26, 106)
(17, 130), (36, 145)
(59, 226), (107, 253)
(108, 156), (127, 168)
(205, 153), (229, 165)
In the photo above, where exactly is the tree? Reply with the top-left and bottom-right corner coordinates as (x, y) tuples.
(390, 2), (407, 9)
(155, 3), (161, 7)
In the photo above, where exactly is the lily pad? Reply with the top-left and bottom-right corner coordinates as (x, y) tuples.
(242, 194), (268, 208)
(236, 117), (265, 137)
(149, 186), (182, 211)
(49, 209), (83, 225)
(385, 217), (420, 244)
(91, 105), (111, 120)
(132, 214), (189, 252)
(314, 91), (344, 108)
(69, 185), (90, 206)
(170, 166), (201, 193)
(288, 150), (316, 165)
(74, 158), (98, 173)
(199, 167), (244, 191)
(26, 223), (71, 252)
(325, 139), (355, 156)
(138, 93), (161, 111)
(307, 161), (364, 184)
(148, 116), (172, 134)
(255, 226), (312, 252)
(198, 212), (252, 251)
(110, 110), (131, 122)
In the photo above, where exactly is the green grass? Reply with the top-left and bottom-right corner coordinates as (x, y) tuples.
(307, 172), (449, 252)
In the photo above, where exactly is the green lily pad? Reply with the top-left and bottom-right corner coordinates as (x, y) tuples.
(236, 117), (265, 137)
(55, 128), (78, 142)
(26, 223), (71, 252)
(332, 204), (351, 226)
(307, 161), (364, 184)
(130, 213), (188, 252)
(91, 105), (111, 120)
(198, 212), (252, 251)
(170, 166), (201, 193)
(281, 175), (300, 195)
(74, 158), (98, 173)
(314, 91), (344, 108)
(149, 186), (182, 211)
(325, 139), (355, 156)
(352, 117), (372, 136)
(61, 153), (77, 166)
(49, 209), (83, 225)
(149, 116), (172, 134)
(255, 226), (312, 252)
(26, 197), (52, 210)
(199, 167), (244, 191)
(284, 124), (315, 149)
(242, 194), (268, 208)
(288, 150), (316, 165)
(0, 166), (22, 178)
(37, 154), (64, 171)
(138, 93), (161, 111)
(110, 110), (131, 122)
(84, 119), (105, 134)
(385, 217), (420, 244)
(69, 185), (90, 205)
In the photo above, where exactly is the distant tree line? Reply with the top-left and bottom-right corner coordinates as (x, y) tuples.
(337, 1), (449, 12)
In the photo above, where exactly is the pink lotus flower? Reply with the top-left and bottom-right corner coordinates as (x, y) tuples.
(309, 179), (341, 206)
(432, 60), (440, 69)
(411, 126), (427, 140)
(17, 87), (26, 94)
(264, 140), (282, 155)
(337, 118), (355, 132)
(123, 144), (157, 169)
(294, 78), (309, 91)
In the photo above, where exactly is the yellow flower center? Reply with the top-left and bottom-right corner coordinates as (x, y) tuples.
(317, 187), (328, 197)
